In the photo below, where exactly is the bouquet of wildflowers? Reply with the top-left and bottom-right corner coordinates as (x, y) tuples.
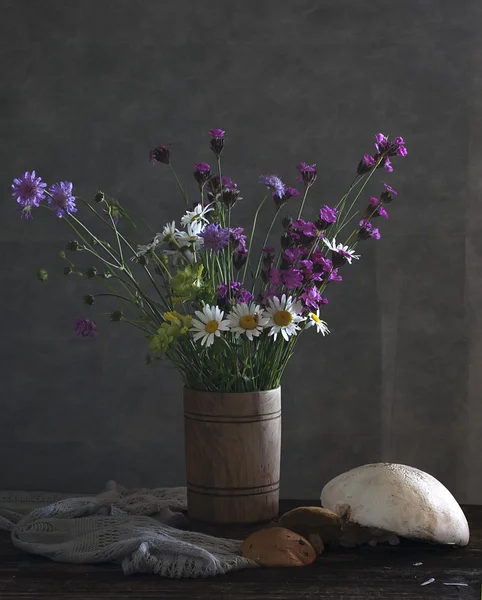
(12, 130), (406, 392)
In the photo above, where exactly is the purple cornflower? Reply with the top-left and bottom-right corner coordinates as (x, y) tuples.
(209, 128), (225, 157)
(296, 162), (317, 187)
(259, 174), (286, 199)
(317, 205), (338, 229)
(301, 286), (322, 310)
(48, 182), (77, 218)
(75, 317), (97, 338)
(150, 145), (170, 165)
(200, 224), (230, 251)
(12, 171), (47, 215)
(369, 196), (388, 218)
(194, 163), (211, 186)
(282, 268), (303, 289)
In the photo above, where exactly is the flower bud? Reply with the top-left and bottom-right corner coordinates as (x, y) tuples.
(86, 267), (97, 278)
(67, 240), (80, 251)
(64, 266), (73, 275)
(94, 191), (105, 203)
(83, 294), (95, 305)
(37, 268), (48, 282)
(110, 309), (123, 322)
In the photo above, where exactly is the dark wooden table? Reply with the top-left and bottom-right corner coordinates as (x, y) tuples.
(0, 500), (480, 600)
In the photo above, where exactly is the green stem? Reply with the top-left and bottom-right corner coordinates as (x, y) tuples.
(297, 187), (310, 219)
(252, 205), (283, 293)
(169, 164), (189, 206)
(242, 195), (267, 284)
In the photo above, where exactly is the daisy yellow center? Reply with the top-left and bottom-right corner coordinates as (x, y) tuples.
(204, 320), (219, 333)
(239, 314), (257, 330)
(274, 310), (292, 327)
(310, 313), (321, 324)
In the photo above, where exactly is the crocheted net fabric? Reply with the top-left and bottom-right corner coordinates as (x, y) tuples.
(0, 481), (257, 578)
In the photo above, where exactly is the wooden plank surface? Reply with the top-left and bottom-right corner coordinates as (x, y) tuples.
(0, 501), (480, 599)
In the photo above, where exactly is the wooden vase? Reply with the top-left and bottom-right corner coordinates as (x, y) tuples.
(183, 386), (281, 524)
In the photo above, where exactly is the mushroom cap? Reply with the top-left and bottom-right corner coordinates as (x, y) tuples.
(321, 463), (469, 546)
(279, 506), (342, 546)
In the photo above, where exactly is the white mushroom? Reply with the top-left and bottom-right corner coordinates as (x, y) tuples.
(320, 463), (469, 547)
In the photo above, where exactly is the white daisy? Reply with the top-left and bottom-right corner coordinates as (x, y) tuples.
(191, 304), (230, 347)
(159, 221), (176, 242)
(322, 237), (360, 264)
(226, 303), (269, 341)
(305, 309), (330, 335)
(134, 237), (160, 258)
(175, 223), (204, 249)
(265, 294), (305, 341)
(180, 203), (214, 228)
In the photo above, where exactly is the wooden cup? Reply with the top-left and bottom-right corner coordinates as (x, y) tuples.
(183, 387), (281, 524)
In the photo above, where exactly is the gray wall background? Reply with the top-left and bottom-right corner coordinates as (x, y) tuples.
(1, 0), (480, 503)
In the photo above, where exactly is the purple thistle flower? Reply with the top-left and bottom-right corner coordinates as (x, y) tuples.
(209, 129), (225, 138)
(383, 157), (394, 172)
(222, 181), (242, 208)
(292, 219), (315, 236)
(375, 133), (389, 153)
(383, 183), (398, 196)
(296, 162), (317, 187)
(317, 205), (338, 230)
(394, 136), (408, 156)
(284, 247), (303, 263)
(268, 266), (282, 285)
(238, 288), (255, 304)
(260, 286), (278, 305)
(200, 224), (230, 252)
(360, 220), (381, 240)
(150, 145), (170, 165)
(369, 197), (388, 219)
(75, 317), (97, 338)
(259, 174), (286, 199)
(299, 259), (313, 272)
(301, 286), (322, 310)
(312, 250), (333, 273)
(48, 182), (77, 218)
(273, 186), (300, 209)
(285, 187), (300, 200)
(282, 268), (303, 289)
(209, 128), (225, 157)
(12, 171), (47, 210)
(217, 283), (228, 298)
(329, 268), (343, 282)
(194, 163), (211, 186)
(229, 227), (247, 254)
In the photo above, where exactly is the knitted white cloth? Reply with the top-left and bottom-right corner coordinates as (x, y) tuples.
(0, 481), (257, 578)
